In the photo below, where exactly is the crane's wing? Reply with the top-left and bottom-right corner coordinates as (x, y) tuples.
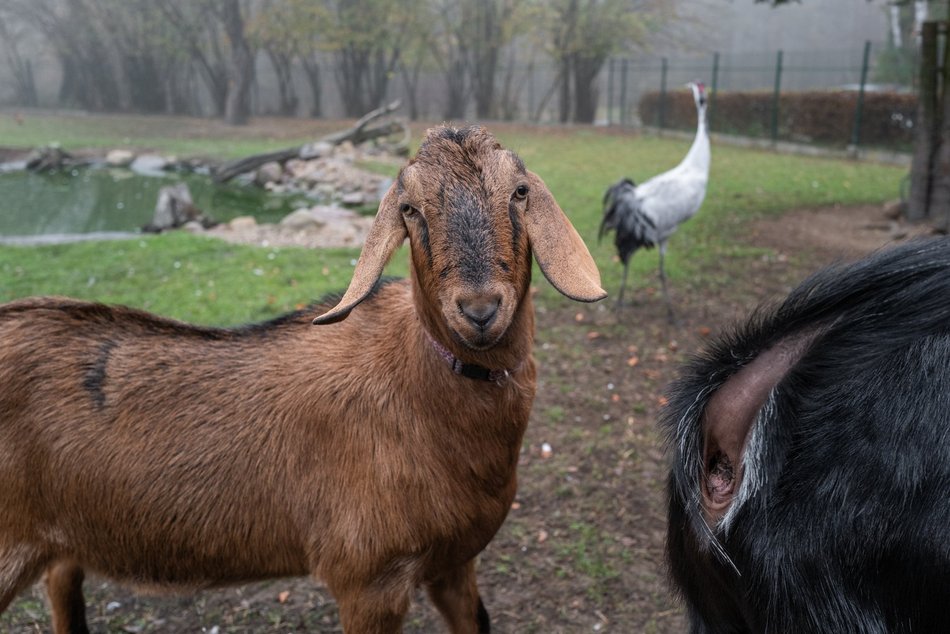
(635, 170), (707, 237)
(599, 178), (636, 242)
(600, 178), (661, 264)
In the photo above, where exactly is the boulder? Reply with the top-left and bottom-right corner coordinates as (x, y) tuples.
(255, 161), (283, 187)
(299, 141), (334, 160)
(280, 208), (325, 231)
(309, 205), (359, 222)
(130, 154), (169, 176)
(229, 216), (258, 230)
(144, 183), (216, 233)
(105, 149), (135, 167)
(341, 192), (365, 207)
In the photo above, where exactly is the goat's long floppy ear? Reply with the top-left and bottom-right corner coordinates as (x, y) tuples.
(524, 171), (607, 302)
(313, 182), (406, 324)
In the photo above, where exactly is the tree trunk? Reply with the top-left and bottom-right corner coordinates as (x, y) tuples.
(931, 21), (950, 231)
(558, 57), (572, 123)
(444, 58), (468, 120)
(400, 59), (423, 121)
(471, 1), (498, 119)
(220, 0), (254, 125)
(908, 21), (939, 221)
(301, 55), (323, 118)
(337, 46), (369, 118)
(266, 47), (298, 116)
(572, 54), (602, 124)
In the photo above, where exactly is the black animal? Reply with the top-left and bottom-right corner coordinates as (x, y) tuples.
(663, 239), (950, 633)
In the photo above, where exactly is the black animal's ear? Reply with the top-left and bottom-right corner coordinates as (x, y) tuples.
(313, 181), (406, 324)
(523, 171), (607, 302)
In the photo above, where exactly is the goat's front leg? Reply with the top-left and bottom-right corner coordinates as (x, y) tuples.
(45, 559), (89, 634)
(334, 582), (411, 634)
(426, 559), (490, 634)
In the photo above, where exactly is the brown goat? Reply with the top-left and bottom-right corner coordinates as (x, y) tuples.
(0, 125), (605, 633)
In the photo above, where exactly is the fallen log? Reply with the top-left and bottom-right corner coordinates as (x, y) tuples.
(213, 100), (406, 184)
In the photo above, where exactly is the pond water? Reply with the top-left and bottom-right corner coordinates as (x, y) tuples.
(0, 167), (309, 239)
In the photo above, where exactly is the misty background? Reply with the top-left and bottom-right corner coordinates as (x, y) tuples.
(0, 0), (903, 125)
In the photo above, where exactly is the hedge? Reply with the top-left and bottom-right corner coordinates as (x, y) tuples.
(638, 90), (917, 149)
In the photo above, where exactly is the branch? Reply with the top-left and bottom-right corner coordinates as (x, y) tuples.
(213, 100), (405, 183)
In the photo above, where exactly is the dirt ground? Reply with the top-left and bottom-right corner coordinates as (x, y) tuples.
(2, 203), (938, 633)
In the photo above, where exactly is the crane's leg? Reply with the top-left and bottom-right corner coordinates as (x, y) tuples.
(658, 243), (677, 324)
(616, 259), (631, 309)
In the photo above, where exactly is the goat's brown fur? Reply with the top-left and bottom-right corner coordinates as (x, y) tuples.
(0, 125), (604, 633)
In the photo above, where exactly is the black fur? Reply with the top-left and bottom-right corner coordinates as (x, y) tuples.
(476, 597), (491, 633)
(447, 185), (493, 286)
(663, 239), (950, 633)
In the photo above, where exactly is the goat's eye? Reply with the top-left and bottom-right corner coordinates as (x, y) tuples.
(513, 184), (529, 200)
(400, 203), (419, 217)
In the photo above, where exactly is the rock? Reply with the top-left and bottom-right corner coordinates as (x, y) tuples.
(341, 192), (365, 206)
(376, 178), (393, 201)
(25, 145), (71, 172)
(299, 141), (334, 160)
(144, 183), (216, 233)
(255, 161), (283, 187)
(309, 205), (359, 222)
(280, 208), (325, 230)
(229, 216), (257, 230)
(882, 199), (905, 220)
(182, 221), (205, 234)
(130, 154), (169, 176)
(313, 183), (337, 199)
(105, 149), (135, 167)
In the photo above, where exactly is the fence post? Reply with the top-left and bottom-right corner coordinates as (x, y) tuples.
(710, 51), (720, 132)
(607, 58), (615, 126)
(770, 50), (784, 144)
(620, 58), (628, 126)
(659, 57), (669, 129)
(850, 40), (872, 152)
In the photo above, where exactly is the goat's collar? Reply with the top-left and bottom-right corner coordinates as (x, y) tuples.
(423, 329), (521, 384)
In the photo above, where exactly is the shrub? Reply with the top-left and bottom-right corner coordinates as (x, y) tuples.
(638, 89), (917, 149)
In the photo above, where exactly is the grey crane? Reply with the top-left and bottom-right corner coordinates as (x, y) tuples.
(600, 81), (710, 322)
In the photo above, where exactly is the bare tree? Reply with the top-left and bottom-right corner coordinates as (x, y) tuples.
(0, 12), (38, 107)
(540, 0), (672, 124)
(321, 0), (416, 117)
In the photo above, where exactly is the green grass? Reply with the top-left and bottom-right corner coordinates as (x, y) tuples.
(493, 127), (905, 302)
(0, 232), (408, 325)
(0, 113), (907, 323)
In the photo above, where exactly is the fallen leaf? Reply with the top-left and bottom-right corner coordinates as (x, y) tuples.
(510, 501), (521, 510)
(611, 393), (621, 403)
(626, 356), (639, 367)
(698, 326), (712, 337)
(586, 331), (601, 340)
(574, 312), (585, 323)
(657, 395), (669, 407)
(278, 591), (290, 604)
(537, 529), (549, 544)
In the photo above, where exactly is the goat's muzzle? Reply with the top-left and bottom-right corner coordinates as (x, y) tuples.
(446, 286), (515, 351)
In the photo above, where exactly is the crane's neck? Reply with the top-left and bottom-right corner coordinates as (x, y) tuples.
(682, 103), (710, 172)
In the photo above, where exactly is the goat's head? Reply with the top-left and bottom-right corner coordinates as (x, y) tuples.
(314, 126), (605, 350)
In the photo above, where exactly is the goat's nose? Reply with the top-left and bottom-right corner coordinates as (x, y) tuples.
(459, 295), (501, 330)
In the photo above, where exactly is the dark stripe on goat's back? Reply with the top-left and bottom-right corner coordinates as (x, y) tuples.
(84, 340), (117, 409)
